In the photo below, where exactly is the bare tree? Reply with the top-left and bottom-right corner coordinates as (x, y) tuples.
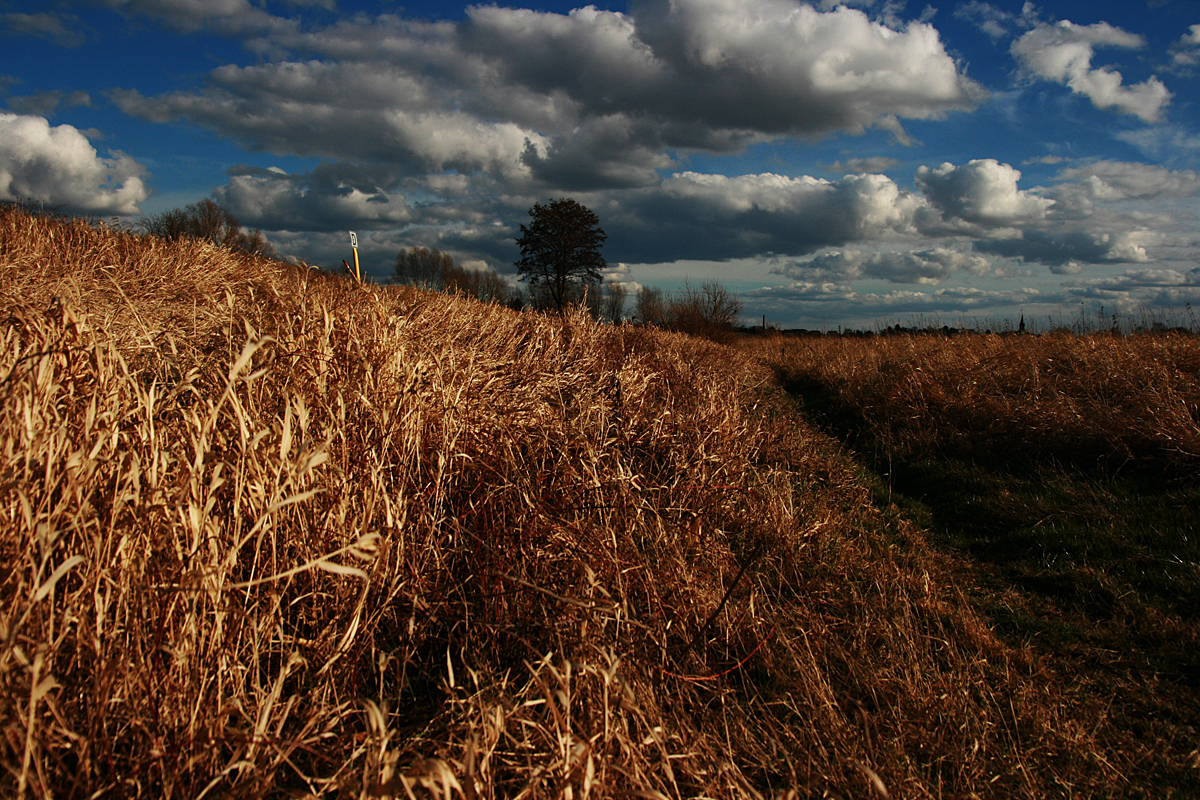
(446, 264), (510, 305)
(601, 280), (627, 324)
(635, 286), (667, 327)
(395, 246), (511, 304)
(141, 198), (276, 258)
(394, 246), (455, 290)
(666, 280), (744, 343)
(582, 281), (603, 319)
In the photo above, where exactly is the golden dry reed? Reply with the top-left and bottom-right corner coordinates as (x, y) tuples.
(2, 204), (1118, 797)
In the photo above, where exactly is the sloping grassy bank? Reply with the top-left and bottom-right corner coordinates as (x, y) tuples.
(3, 204), (1112, 798)
(744, 331), (1200, 796)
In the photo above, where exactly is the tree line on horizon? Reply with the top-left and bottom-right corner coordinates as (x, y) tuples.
(140, 196), (744, 342)
(395, 197), (743, 341)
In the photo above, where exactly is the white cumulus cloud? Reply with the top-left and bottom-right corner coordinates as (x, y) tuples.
(608, 170), (924, 263)
(975, 229), (1150, 272)
(1170, 24), (1200, 72)
(0, 12), (86, 47)
(110, 58), (549, 183)
(97, 0), (288, 35)
(1055, 161), (1200, 201)
(0, 112), (148, 215)
(916, 159), (1052, 230)
(746, 281), (1043, 320)
(1011, 20), (1171, 122)
(113, 0), (980, 191)
(953, 1), (1021, 41)
(1064, 267), (1200, 310)
(626, 0), (977, 129)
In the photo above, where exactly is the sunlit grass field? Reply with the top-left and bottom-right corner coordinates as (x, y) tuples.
(2, 203), (1197, 797)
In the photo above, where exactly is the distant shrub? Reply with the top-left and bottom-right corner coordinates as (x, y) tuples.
(141, 198), (276, 258)
(394, 245), (510, 304)
(634, 285), (667, 327)
(666, 279), (744, 344)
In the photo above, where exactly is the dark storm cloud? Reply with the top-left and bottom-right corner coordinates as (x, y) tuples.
(603, 170), (922, 263)
(772, 247), (991, 285)
(974, 228), (1149, 271)
(212, 165), (415, 232)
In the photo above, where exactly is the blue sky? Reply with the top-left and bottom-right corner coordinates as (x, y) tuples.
(3, 0), (1199, 328)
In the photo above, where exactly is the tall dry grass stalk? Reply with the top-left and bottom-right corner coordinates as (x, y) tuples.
(2, 204), (1116, 797)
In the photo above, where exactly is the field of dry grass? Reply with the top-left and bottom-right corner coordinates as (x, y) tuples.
(744, 331), (1200, 797)
(0, 203), (1187, 797)
(748, 331), (1200, 478)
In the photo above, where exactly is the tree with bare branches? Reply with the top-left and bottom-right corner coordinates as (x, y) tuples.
(601, 280), (627, 324)
(395, 245), (509, 304)
(141, 198), (275, 258)
(635, 286), (667, 327)
(394, 246), (455, 290)
(666, 280), (743, 343)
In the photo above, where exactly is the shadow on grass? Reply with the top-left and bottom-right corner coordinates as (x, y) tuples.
(782, 374), (1200, 794)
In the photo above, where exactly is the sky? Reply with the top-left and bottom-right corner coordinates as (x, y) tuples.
(2, 0), (1199, 329)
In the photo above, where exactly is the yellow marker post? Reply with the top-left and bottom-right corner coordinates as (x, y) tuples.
(349, 230), (361, 282)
